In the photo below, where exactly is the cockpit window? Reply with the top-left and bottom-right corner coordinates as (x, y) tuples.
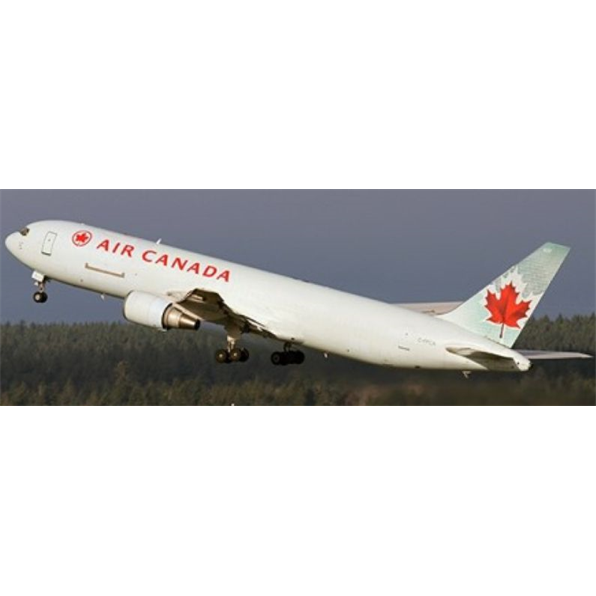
(19, 227), (30, 236)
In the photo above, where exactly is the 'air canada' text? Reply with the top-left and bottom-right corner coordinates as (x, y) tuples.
(96, 239), (231, 282)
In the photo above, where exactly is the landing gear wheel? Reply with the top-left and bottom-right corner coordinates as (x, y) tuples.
(272, 350), (305, 366)
(33, 291), (48, 304)
(216, 347), (250, 365)
(215, 349), (230, 364)
(287, 351), (305, 365)
(230, 348), (244, 362)
(271, 352), (287, 366)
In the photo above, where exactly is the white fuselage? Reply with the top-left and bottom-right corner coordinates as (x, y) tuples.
(5, 220), (531, 372)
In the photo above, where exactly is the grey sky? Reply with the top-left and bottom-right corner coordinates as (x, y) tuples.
(1, 190), (594, 323)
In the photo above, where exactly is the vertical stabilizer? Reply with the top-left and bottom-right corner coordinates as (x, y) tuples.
(439, 243), (570, 348)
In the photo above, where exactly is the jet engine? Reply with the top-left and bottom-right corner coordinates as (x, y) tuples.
(123, 291), (200, 331)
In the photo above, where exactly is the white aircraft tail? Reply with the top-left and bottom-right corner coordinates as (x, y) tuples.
(439, 243), (571, 348)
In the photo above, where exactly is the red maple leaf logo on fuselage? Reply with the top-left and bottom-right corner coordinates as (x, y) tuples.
(485, 282), (532, 338)
(72, 230), (92, 247)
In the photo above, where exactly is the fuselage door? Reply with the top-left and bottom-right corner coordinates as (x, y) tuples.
(42, 231), (57, 256)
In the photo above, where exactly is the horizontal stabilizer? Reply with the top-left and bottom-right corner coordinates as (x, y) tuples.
(446, 345), (530, 372)
(398, 302), (462, 316)
(447, 346), (511, 361)
(518, 350), (593, 361)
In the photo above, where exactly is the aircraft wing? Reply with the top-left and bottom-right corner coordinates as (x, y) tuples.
(517, 350), (593, 360)
(397, 302), (462, 315)
(166, 288), (280, 339)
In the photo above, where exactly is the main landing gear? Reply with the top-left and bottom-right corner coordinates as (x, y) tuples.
(271, 344), (306, 366)
(215, 325), (250, 365)
(215, 347), (250, 364)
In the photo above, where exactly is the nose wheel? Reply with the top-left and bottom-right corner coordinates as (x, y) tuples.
(32, 274), (48, 304)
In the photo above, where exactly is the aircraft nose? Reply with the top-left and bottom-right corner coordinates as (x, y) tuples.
(4, 232), (19, 255)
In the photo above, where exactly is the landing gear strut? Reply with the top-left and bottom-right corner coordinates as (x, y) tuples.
(271, 344), (306, 366)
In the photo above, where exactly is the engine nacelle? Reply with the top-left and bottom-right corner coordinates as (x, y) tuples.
(123, 291), (200, 331)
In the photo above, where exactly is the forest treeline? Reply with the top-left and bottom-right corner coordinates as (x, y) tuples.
(0, 314), (594, 406)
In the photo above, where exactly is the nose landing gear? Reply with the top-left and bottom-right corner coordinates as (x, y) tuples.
(32, 273), (48, 304)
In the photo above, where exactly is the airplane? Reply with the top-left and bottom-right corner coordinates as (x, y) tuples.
(4, 220), (591, 372)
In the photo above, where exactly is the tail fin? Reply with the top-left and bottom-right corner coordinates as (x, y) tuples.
(439, 243), (570, 348)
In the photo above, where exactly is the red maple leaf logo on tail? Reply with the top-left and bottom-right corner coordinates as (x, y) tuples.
(485, 282), (532, 338)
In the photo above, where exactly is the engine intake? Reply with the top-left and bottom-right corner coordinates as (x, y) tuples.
(123, 291), (200, 331)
